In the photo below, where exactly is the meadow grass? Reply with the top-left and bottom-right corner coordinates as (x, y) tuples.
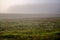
(0, 17), (60, 40)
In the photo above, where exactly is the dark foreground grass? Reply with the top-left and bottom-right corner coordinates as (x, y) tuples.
(0, 17), (60, 40)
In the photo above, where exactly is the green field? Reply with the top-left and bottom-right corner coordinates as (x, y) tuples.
(0, 17), (60, 40)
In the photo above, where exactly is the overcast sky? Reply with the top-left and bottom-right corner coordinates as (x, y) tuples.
(0, 0), (60, 14)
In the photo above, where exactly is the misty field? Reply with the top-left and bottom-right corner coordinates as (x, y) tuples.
(0, 17), (60, 40)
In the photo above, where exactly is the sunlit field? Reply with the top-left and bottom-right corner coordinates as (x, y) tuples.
(0, 17), (60, 40)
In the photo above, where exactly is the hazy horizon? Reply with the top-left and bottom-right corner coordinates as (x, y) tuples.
(0, 14), (60, 19)
(0, 0), (60, 14)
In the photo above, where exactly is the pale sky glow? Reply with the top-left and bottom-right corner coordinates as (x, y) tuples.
(0, 0), (60, 14)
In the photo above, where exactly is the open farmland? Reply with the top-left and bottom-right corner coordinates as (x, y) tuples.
(0, 14), (60, 40)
